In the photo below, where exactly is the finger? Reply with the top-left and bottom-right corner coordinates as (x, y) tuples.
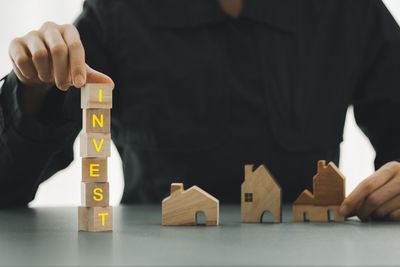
(372, 194), (400, 218)
(24, 31), (51, 83)
(340, 162), (396, 216)
(60, 24), (86, 88)
(356, 175), (400, 220)
(42, 25), (70, 90)
(8, 38), (36, 79)
(86, 65), (114, 88)
(387, 209), (400, 221)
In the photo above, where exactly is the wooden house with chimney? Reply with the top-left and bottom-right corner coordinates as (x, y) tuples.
(162, 183), (219, 226)
(293, 160), (346, 222)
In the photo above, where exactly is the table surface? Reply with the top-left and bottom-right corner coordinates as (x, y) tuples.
(0, 205), (399, 267)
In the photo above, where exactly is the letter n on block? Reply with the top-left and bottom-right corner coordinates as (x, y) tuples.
(83, 109), (111, 133)
(80, 132), (110, 158)
(78, 206), (113, 232)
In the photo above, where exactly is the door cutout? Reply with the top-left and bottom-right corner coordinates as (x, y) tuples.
(196, 211), (206, 225)
(327, 210), (335, 222)
(303, 212), (310, 222)
(260, 210), (274, 223)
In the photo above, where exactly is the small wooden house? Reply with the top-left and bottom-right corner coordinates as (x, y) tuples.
(162, 183), (219, 226)
(293, 160), (346, 222)
(241, 164), (282, 223)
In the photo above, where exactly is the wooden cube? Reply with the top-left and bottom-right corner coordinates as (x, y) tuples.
(82, 158), (107, 182)
(78, 206), (113, 232)
(83, 109), (111, 134)
(81, 83), (113, 109)
(81, 182), (109, 207)
(80, 132), (110, 158)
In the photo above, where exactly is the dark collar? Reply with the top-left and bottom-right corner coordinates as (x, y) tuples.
(147, 0), (296, 32)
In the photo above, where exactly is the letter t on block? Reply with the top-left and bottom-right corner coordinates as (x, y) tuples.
(78, 206), (113, 232)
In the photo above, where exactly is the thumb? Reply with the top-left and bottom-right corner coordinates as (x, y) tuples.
(85, 64), (115, 88)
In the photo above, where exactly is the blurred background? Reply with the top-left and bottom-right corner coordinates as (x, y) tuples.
(0, 0), (399, 207)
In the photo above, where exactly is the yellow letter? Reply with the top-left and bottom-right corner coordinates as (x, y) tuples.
(90, 164), (100, 177)
(92, 114), (104, 128)
(92, 138), (104, 152)
(98, 89), (102, 102)
(98, 212), (108, 226)
(93, 188), (103, 201)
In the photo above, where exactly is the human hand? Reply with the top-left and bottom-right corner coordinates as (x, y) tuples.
(340, 161), (400, 221)
(8, 21), (113, 91)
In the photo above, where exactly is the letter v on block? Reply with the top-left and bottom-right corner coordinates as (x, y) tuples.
(80, 132), (111, 157)
(92, 138), (104, 152)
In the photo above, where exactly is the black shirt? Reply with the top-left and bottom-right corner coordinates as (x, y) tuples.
(1, 0), (400, 207)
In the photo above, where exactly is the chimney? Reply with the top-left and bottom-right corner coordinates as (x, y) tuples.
(170, 183), (184, 194)
(245, 165), (254, 179)
(317, 160), (326, 172)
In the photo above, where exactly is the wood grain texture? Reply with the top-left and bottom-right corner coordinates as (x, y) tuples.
(81, 182), (109, 207)
(80, 132), (111, 158)
(162, 183), (219, 226)
(292, 205), (344, 222)
(293, 160), (346, 222)
(78, 206), (113, 232)
(241, 164), (282, 223)
(83, 109), (111, 134)
(81, 83), (113, 109)
(82, 158), (107, 182)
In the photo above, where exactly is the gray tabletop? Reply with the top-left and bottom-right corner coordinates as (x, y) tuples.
(0, 205), (399, 267)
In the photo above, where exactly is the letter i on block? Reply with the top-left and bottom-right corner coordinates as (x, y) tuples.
(79, 83), (113, 232)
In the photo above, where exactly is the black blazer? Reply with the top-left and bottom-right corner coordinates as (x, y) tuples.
(1, 0), (400, 206)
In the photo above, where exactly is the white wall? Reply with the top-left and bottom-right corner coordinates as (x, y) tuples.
(0, 0), (399, 207)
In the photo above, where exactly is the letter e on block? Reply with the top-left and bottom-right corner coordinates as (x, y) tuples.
(78, 206), (113, 232)
(81, 83), (113, 109)
(82, 158), (107, 182)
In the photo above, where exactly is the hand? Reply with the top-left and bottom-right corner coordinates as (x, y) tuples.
(340, 161), (400, 221)
(8, 21), (113, 91)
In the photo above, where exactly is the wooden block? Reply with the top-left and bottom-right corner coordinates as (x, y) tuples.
(81, 83), (113, 109)
(82, 158), (107, 182)
(83, 109), (111, 134)
(78, 206), (113, 232)
(293, 160), (346, 222)
(80, 132), (110, 158)
(241, 164), (282, 223)
(162, 183), (219, 226)
(81, 182), (109, 207)
(292, 205), (345, 222)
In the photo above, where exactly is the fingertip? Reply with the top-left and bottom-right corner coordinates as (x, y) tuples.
(73, 73), (85, 88)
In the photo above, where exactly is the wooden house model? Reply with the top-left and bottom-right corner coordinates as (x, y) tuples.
(162, 183), (219, 226)
(293, 160), (346, 222)
(241, 164), (282, 223)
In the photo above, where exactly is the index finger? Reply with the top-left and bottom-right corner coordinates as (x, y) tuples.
(340, 164), (394, 216)
(61, 24), (86, 88)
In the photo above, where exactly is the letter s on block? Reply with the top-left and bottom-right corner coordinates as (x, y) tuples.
(93, 188), (103, 201)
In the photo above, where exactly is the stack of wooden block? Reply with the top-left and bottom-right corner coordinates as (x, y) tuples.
(78, 83), (113, 232)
